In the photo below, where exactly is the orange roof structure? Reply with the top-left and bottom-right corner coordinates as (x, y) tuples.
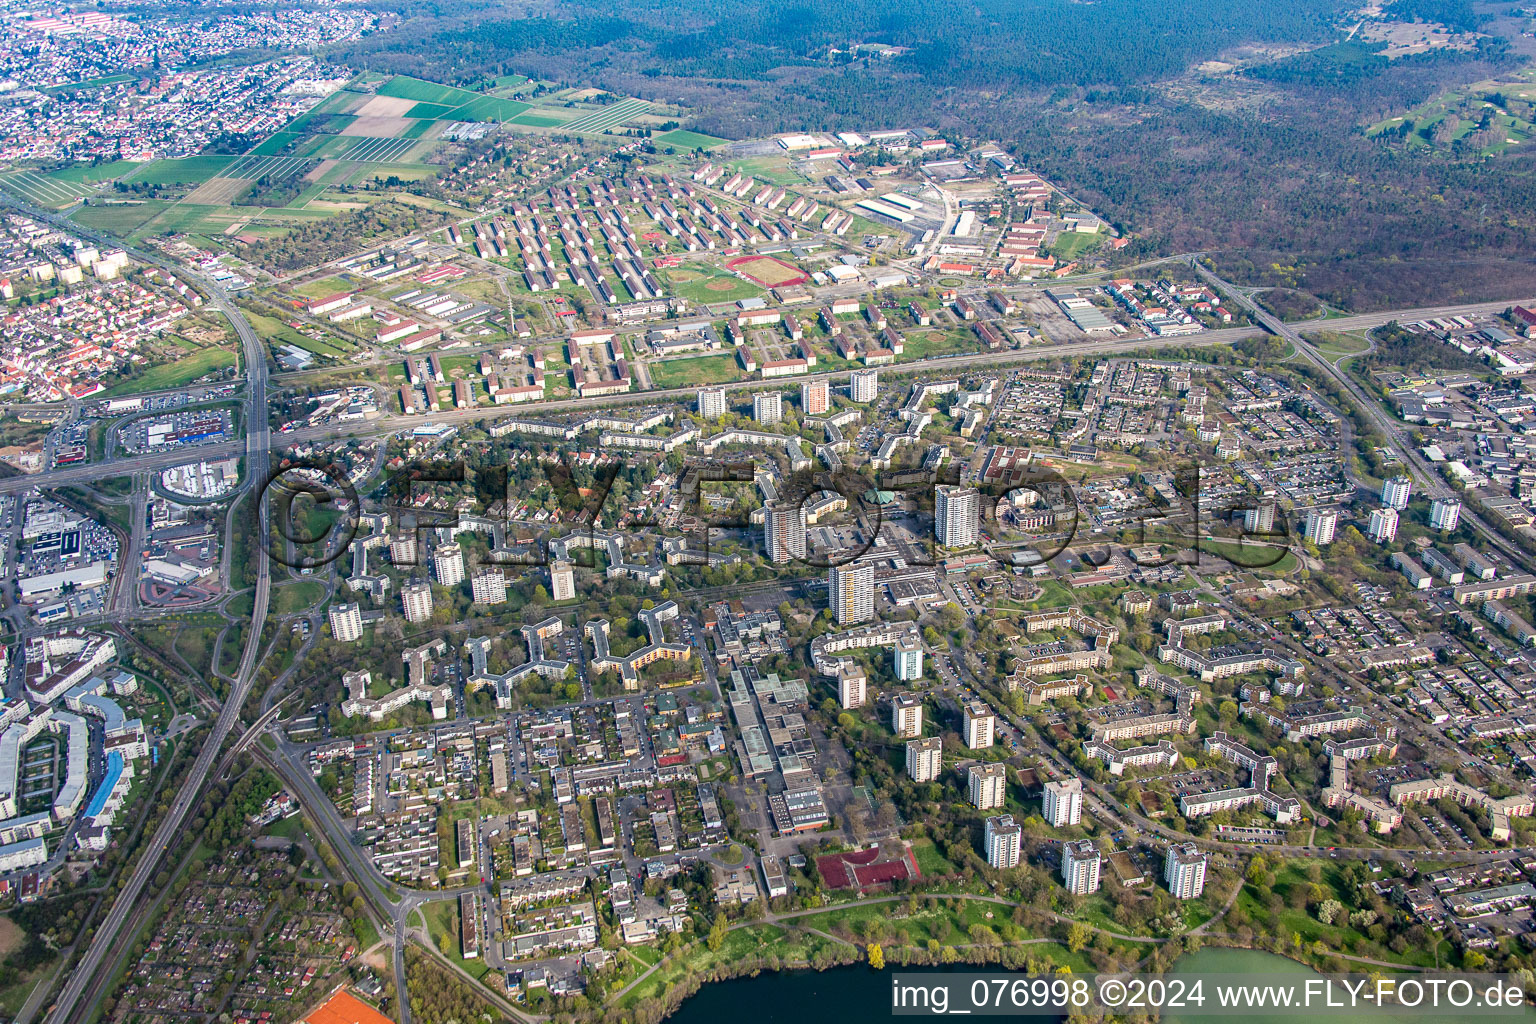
(305, 990), (395, 1024)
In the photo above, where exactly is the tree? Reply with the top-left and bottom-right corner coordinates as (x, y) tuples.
(707, 915), (728, 951)
(1067, 922), (1091, 953)
(867, 942), (885, 969)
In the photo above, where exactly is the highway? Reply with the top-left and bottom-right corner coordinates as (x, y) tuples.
(25, 188), (276, 1024)
(1195, 264), (1536, 569)
(6, 174), (1534, 1017)
(0, 293), (1528, 504)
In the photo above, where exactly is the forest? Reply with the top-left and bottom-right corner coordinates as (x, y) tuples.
(321, 0), (1536, 311)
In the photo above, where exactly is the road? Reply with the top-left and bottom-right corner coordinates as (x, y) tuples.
(29, 191), (276, 1024)
(8, 179), (1533, 1014)
(1195, 264), (1536, 569)
(0, 293), (1528, 504)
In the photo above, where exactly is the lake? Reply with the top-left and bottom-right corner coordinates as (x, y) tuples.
(665, 947), (1519, 1024)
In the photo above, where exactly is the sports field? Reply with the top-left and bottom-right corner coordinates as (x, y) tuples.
(648, 352), (741, 388)
(726, 254), (809, 287)
(660, 267), (763, 303)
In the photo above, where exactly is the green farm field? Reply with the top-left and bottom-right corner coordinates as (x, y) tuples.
(124, 155), (236, 186)
(654, 129), (728, 150)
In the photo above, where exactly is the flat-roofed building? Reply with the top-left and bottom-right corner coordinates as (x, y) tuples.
(1062, 839), (1101, 894)
(1043, 777), (1083, 828)
(892, 693), (923, 738)
(963, 702), (995, 749)
(1164, 843), (1207, 899)
(984, 814), (1021, 868)
(329, 602), (363, 643)
(968, 762), (1007, 809)
(906, 736), (943, 783)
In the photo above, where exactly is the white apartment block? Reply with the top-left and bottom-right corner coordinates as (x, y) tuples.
(1381, 476), (1412, 510)
(753, 392), (783, 424)
(698, 387), (727, 419)
(828, 561), (875, 624)
(1430, 497), (1461, 531)
(892, 694), (923, 738)
(1301, 508), (1338, 546)
(838, 667), (867, 710)
(550, 560), (576, 602)
(1043, 777), (1083, 828)
(1061, 839), (1101, 894)
(1367, 506), (1399, 544)
(968, 763), (1007, 810)
(963, 702), (995, 749)
(935, 485), (980, 547)
(471, 571), (508, 606)
(763, 502), (808, 563)
(402, 581), (433, 623)
(389, 534), (418, 565)
(1164, 843), (1207, 899)
(906, 736), (943, 783)
(329, 602), (363, 643)
(433, 544), (466, 587)
(984, 814), (1021, 869)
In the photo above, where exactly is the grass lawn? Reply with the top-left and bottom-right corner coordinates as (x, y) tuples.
(900, 330), (975, 361)
(729, 156), (803, 186)
(629, 944), (663, 967)
(1305, 330), (1373, 362)
(378, 75), (478, 106)
(1200, 538), (1298, 574)
(252, 132), (304, 156)
(353, 913), (382, 950)
(272, 579), (327, 615)
(264, 813), (307, 840)
(421, 900), (490, 980)
(441, 96), (530, 122)
(47, 160), (143, 184)
(45, 72), (137, 93)
(174, 626), (219, 678)
(101, 347), (236, 396)
(648, 352), (741, 388)
(910, 837), (959, 876)
(655, 129), (728, 150)
(1051, 231), (1104, 260)
(406, 102), (456, 120)
(1236, 863), (1434, 968)
(620, 925), (824, 1008)
(70, 201), (169, 236)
